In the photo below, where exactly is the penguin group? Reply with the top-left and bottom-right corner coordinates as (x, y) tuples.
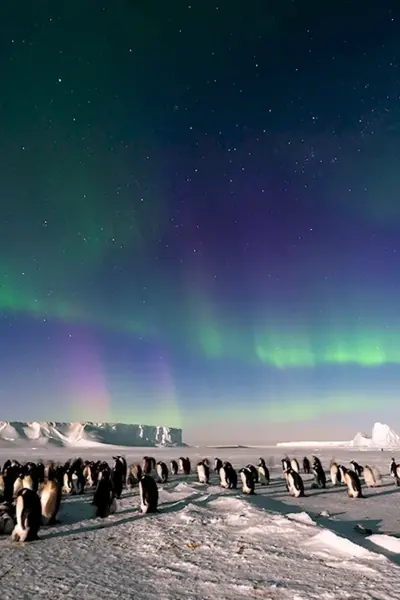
(0, 451), (396, 541)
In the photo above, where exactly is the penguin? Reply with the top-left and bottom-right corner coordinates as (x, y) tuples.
(113, 456), (127, 486)
(395, 464), (400, 487)
(142, 456), (152, 475)
(111, 456), (125, 499)
(92, 469), (117, 518)
(22, 474), (34, 491)
(40, 475), (62, 526)
(281, 457), (291, 471)
(13, 473), (24, 497)
(214, 458), (223, 473)
(11, 488), (42, 542)
(202, 458), (210, 467)
(363, 465), (382, 488)
(219, 462), (237, 489)
(290, 458), (300, 473)
(285, 468), (305, 497)
(246, 464), (259, 483)
(330, 461), (341, 486)
(170, 460), (178, 475)
(197, 460), (210, 484)
(390, 457), (398, 477)
(350, 460), (363, 478)
(156, 461), (169, 484)
(258, 462), (270, 485)
(239, 467), (255, 495)
(303, 456), (311, 474)
(25, 462), (39, 492)
(0, 502), (15, 535)
(342, 467), (363, 498)
(312, 460), (326, 488)
(83, 462), (95, 488)
(179, 457), (191, 475)
(139, 474), (159, 514)
(67, 459), (85, 495)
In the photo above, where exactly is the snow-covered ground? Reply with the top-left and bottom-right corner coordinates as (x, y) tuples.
(1, 446), (400, 599)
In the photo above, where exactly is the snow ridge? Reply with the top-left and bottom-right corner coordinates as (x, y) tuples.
(0, 421), (183, 448)
(277, 422), (400, 448)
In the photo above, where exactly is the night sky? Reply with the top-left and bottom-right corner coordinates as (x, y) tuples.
(0, 2), (399, 444)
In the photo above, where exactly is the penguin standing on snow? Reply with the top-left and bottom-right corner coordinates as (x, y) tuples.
(285, 468), (305, 498)
(312, 458), (326, 489)
(246, 464), (259, 483)
(11, 488), (42, 542)
(363, 465), (382, 487)
(93, 469), (117, 518)
(219, 461), (237, 489)
(112, 456), (127, 487)
(350, 460), (363, 478)
(281, 457), (291, 471)
(303, 457), (311, 474)
(40, 471), (62, 526)
(197, 460), (210, 484)
(258, 459), (270, 485)
(156, 461), (169, 484)
(342, 466), (363, 498)
(170, 460), (178, 475)
(142, 456), (153, 475)
(139, 474), (159, 514)
(0, 502), (15, 535)
(290, 458), (300, 473)
(390, 458), (398, 478)
(330, 461), (341, 486)
(111, 456), (126, 499)
(239, 467), (255, 495)
(214, 458), (222, 473)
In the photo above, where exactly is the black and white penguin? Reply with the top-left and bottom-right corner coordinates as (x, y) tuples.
(214, 458), (223, 473)
(290, 458), (300, 473)
(281, 457), (291, 471)
(258, 461), (270, 485)
(111, 456), (126, 499)
(246, 464), (259, 483)
(139, 474), (159, 514)
(285, 468), (305, 497)
(24, 463), (39, 492)
(179, 457), (191, 475)
(40, 473), (62, 526)
(330, 461), (341, 486)
(92, 468), (117, 518)
(142, 456), (153, 475)
(239, 467), (255, 495)
(197, 460), (210, 484)
(363, 465), (382, 487)
(342, 467), (363, 498)
(156, 461), (169, 484)
(303, 456), (311, 474)
(112, 456), (127, 486)
(350, 460), (363, 478)
(130, 463), (143, 485)
(0, 502), (15, 535)
(390, 458), (398, 478)
(219, 462), (237, 489)
(11, 488), (42, 542)
(13, 473), (24, 497)
(170, 460), (178, 475)
(312, 459), (326, 488)
(202, 458), (210, 467)
(67, 458), (85, 495)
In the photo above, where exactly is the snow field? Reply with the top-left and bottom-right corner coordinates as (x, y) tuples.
(1, 447), (400, 599)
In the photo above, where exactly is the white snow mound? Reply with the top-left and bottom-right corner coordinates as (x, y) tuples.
(278, 422), (400, 449)
(0, 421), (183, 448)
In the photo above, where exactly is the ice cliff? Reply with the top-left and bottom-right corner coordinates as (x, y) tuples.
(0, 421), (183, 448)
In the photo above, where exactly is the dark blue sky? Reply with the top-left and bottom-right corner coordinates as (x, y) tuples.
(0, 1), (399, 443)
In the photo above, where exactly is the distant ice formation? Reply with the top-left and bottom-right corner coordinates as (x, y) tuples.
(0, 421), (183, 448)
(277, 422), (400, 449)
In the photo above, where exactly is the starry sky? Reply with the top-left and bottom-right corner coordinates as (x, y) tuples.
(0, 1), (399, 445)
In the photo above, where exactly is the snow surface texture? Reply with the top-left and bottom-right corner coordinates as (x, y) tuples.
(1, 447), (400, 599)
(277, 422), (400, 449)
(0, 421), (182, 448)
